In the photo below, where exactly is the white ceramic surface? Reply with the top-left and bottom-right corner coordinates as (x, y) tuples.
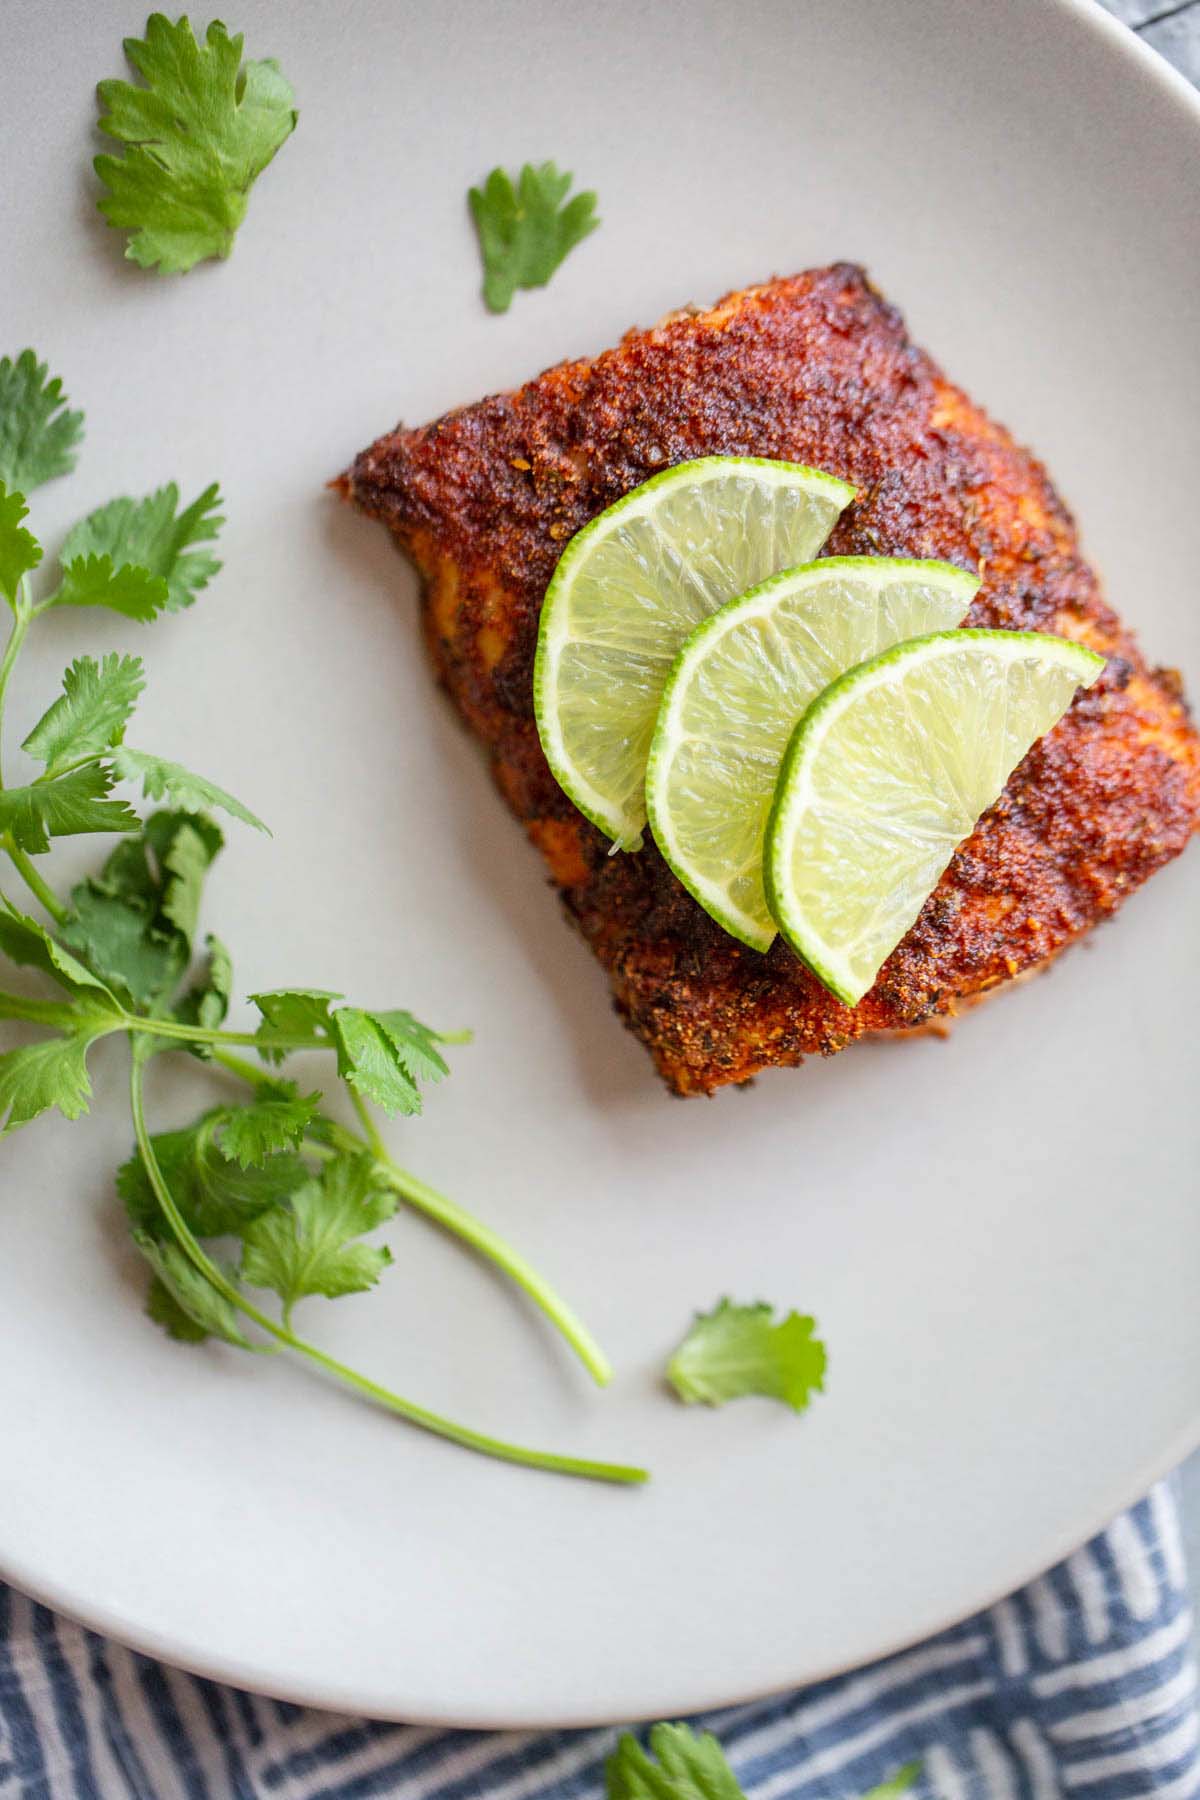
(1, 0), (1198, 1729)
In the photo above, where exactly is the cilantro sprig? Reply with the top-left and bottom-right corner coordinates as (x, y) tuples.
(469, 161), (599, 313)
(95, 13), (298, 274)
(0, 351), (640, 1487)
(607, 1724), (919, 1800)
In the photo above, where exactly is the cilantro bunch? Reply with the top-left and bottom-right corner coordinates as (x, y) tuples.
(0, 349), (643, 1486)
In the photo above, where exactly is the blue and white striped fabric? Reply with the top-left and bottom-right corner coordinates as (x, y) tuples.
(1, 1482), (1196, 1800)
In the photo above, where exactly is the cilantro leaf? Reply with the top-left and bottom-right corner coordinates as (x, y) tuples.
(607, 1728), (918, 1800)
(331, 1007), (423, 1116)
(215, 1084), (319, 1166)
(132, 1230), (251, 1347)
(258, 1002), (467, 1112)
(371, 1009), (470, 1085)
(52, 554), (168, 622)
(863, 1768), (921, 1800)
(0, 897), (120, 1002)
(22, 654), (146, 776)
(666, 1299), (827, 1412)
(0, 764), (141, 855)
(118, 1110), (307, 1239)
(0, 485), (42, 608)
(63, 811), (224, 1006)
(56, 481), (222, 614)
(607, 1727), (747, 1800)
(0, 351), (84, 494)
(95, 15), (298, 274)
(173, 931), (233, 1045)
(144, 808), (224, 929)
(468, 161), (599, 314)
(112, 746), (267, 832)
(63, 880), (186, 1007)
(0, 1020), (114, 1136)
(157, 815), (222, 941)
(145, 1270), (211, 1342)
(250, 988), (340, 1063)
(240, 1154), (396, 1315)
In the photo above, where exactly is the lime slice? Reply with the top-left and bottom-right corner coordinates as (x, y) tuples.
(534, 457), (856, 849)
(765, 630), (1105, 1005)
(645, 557), (980, 950)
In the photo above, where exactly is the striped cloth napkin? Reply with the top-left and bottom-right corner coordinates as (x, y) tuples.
(1, 1483), (1196, 1799)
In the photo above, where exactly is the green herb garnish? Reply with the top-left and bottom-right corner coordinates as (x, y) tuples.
(0, 349), (644, 1487)
(0, 352), (85, 495)
(468, 161), (599, 313)
(95, 13), (298, 274)
(608, 1724), (919, 1800)
(667, 1298), (827, 1412)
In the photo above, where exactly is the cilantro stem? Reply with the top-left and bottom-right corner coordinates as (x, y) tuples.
(0, 589), (33, 760)
(207, 1046), (614, 1388)
(129, 1042), (645, 1485)
(3, 841), (70, 925)
(120, 1014), (293, 1050)
(31, 752), (105, 786)
(345, 1082), (388, 1159)
(384, 1166), (615, 1387)
(208, 1046), (280, 1085)
(0, 988), (82, 1026)
(346, 1084), (613, 1386)
(0, 585), (71, 928)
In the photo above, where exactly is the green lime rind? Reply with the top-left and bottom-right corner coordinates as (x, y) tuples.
(533, 457), (856, 850)
(764, 629), (1105, 1006)
(645, 557), (980, 952)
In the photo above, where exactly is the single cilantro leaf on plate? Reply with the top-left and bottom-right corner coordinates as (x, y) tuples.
(0, 764), (141, 855)
(468, 161), (599, 313)
(0, 897), (120, 1002)
(112, 746), (268, 832)
(215, 1085), (320, 1166)
(95, 14), (298, 274)
(607, 1725), (747, 1800)
(22, 654), (146, 776)
(118, 1109), (308, 1239)
(250, 988), (340, 1063)
(240, 1153), (397, 1315)
(0, 485), (43, 607)
(132, 1229), (250, 1347)
(57, 482), (223, 614)
(0, 1021), (114, 1136)
(666, 1299), (827, 1412)
(52, 553), (168, 622)
(0, 351), (84, 494)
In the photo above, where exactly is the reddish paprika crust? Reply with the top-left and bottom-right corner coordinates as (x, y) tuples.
(338, 264), (1200, 1095)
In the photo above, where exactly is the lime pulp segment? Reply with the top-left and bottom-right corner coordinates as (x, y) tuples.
(765, 629), (1105, 1006)
(645, 557), (980, 950)
(533, 457), (856, 849)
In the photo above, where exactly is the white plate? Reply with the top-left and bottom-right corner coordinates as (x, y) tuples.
(2, 0), (1198, 1730)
